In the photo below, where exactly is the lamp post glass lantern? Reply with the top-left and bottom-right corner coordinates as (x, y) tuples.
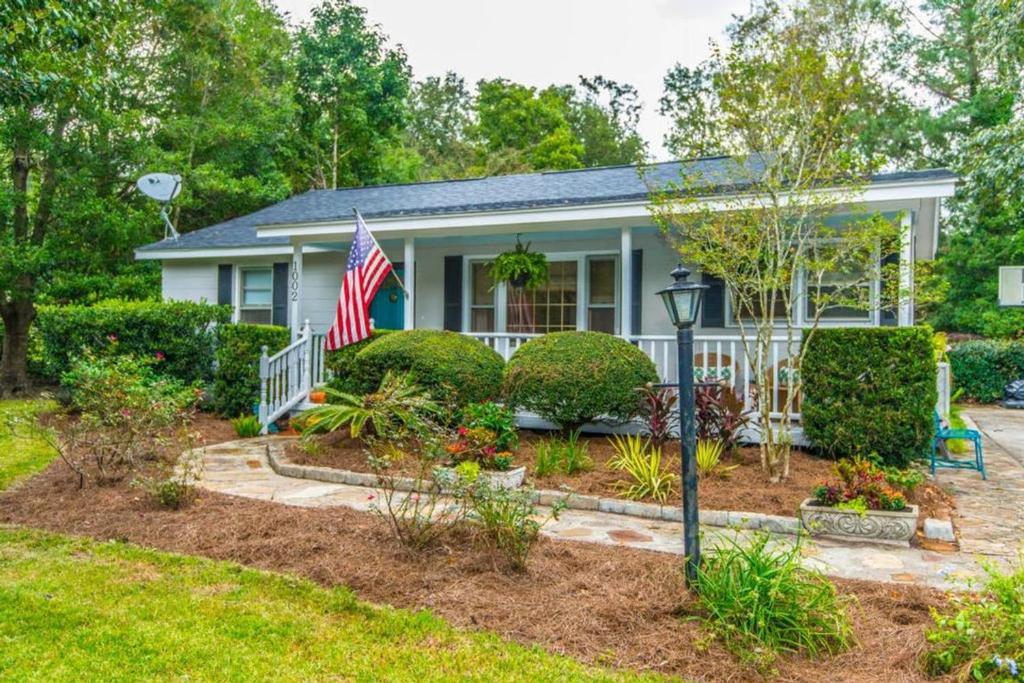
(656, 264), (707, 587)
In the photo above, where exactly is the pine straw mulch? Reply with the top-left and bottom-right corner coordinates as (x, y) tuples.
(289, 431), (957, 526)
(0, 452), (952, 682)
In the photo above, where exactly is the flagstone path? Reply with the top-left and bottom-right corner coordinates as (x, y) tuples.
(196, 438), (992, 591)
(944, 407), (1024, 559)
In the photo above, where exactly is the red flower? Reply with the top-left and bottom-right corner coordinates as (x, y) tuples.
(155, 351), (165, 361)
(107, 334), (118, 343)
(484, 445), (496, 456)
(457, 426), (468, 436)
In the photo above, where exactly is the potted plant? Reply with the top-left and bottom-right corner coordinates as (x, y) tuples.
(490, 236), (549, 290)
(442, 425), (525, 489)
(800, 458), (918, 545)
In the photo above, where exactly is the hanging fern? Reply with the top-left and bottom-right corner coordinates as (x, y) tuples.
(489, 236), (549, 290)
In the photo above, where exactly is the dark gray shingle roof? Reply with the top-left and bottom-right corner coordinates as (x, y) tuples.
(137, 159), (955, 253)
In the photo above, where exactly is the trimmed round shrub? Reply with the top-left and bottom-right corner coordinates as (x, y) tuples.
(324, 329), (395, 395)
(212, 323), (291, 417)
(352, 329), (504, 407)
(502, 331), (658, 431)
(802, 327), (937, 467)
(949, 339), (1024, 403)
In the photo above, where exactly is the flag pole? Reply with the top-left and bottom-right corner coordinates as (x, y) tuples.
(352, 207), (408, 295)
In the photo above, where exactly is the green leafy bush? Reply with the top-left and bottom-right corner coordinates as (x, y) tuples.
(463, 480), (563, 571)
(948, 339), (1024, 403)
(460, 401), (519, 452)
(924, 556), (1024, 679)
(211, 323), (290, 417)
(802, 327), (937, 467)
(323, 329), (395, 394)
(695, 532), (853, 670)
(231, 415), (262, 438)
(503, 331), (658, 431)
(35, 300), (230, 383)
(352, 330), (504, 408)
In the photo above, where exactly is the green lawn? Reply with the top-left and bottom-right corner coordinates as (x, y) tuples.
(0, 399), (58, 491)
(0, 399), (662, 682)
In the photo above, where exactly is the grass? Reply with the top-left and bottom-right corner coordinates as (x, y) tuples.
(0, 530), (663, 682)
(0, 399), (58, 492)
(0, 401), (661, 682)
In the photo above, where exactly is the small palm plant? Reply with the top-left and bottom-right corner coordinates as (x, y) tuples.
(608, 433), (677, 503)
(297, 371), (439, 441)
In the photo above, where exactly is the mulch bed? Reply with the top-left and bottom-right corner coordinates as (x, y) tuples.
(0, 455), (950, 682)
(289, 431), (956, 526)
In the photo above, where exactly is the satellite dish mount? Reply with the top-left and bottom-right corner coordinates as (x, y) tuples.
(136, 173), (183, 240)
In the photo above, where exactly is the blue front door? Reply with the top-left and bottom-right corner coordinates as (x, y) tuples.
(369, 263), (404, 330)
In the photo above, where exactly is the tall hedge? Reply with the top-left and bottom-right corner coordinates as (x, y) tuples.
(948, 339), (1024, 403)
(802, 327), (937, 467)
(324, 328), (395, 395)
(352, 329), (504, 407)
(503, 331), (659, 431)
(34, 300), (231, 383)
(212, 323), (291, 417)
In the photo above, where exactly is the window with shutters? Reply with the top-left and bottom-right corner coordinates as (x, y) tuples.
(239, 268), (273, 324)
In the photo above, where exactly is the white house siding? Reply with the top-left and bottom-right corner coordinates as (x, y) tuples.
(161, 261), (219, 304)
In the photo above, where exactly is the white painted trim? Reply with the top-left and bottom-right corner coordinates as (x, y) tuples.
(254, 177), (958, 240)
(135, 245), (335, 261)
(620, 227), (632, 337)
(403, 238), (415, 330)
(898, 212), (915, 326)
(290, 245), (303, 342)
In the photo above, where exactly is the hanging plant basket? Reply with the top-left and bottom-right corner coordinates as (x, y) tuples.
(490, 236), (549, 290)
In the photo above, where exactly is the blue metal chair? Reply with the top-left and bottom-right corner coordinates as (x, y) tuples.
(932, 412), (986, 479)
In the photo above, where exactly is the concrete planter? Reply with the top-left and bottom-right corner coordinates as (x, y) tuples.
(437, 465), (526, 490)
(799, 498), (918, 546)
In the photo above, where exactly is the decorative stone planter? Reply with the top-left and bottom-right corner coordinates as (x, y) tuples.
(436, 465), (526, 490)
(799, 498), (918, 546)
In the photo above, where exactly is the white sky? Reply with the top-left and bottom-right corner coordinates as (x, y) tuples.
(272, 0), (752, 160)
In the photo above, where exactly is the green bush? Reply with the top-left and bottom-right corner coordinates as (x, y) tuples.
(212, 323), (291, 417)
(802, 327), (937, 467)
(34, 300), (230, 383)
(948, 339), (1024, 403)
(924, 557), (1024, 679)
(351, 330), (504, 408)
(502, 331), (658, 431)
(695, 532), (853, 670)
(324, 329), (395, 394)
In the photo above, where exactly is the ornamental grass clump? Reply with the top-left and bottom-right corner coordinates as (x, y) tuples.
(608, 433), (676, 503)
(695, 532), (854, 670)
(924, 554), (1024, 680)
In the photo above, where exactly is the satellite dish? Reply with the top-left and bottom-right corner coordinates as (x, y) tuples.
(136, 172), (182, 240)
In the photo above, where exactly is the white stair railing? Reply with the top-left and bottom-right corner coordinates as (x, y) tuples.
(258, 320), (312, 434)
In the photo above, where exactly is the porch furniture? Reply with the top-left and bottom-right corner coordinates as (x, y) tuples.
(932, 411), (986, 479)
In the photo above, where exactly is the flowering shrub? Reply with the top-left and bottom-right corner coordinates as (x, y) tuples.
(446, 426), (514, 471)
(812, 457), (908, 512)
(460, 401), (518, 452)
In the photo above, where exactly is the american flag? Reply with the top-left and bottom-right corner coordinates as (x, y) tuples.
(324, 211), (393, 350)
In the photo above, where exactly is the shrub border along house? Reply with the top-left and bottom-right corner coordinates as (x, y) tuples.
(801, 326), (937, 467)
(213, 323), (291, 417)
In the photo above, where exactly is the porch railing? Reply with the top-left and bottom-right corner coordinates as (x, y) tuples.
(466, 331), (803, 418)
(258, 320), (313, 434)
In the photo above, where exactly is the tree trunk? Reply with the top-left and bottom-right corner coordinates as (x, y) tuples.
(0, 298), (36, 396)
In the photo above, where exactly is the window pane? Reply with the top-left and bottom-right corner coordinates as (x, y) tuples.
(588, 307), (616, 333)
(807, 285), (871, 320)
(470, 308), (495, 332)
(243, 288), (272, 306)
(240, 308), (272, 324)
(507, 261), (578, 333)
(731, 291), (788, 321)
(589, 258), (615, 305)
(471, 262), (493, 306)
(243, 270), (272, 289)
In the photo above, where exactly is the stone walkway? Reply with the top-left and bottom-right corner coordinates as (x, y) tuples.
(944, 407), (1024, 558)
(197, 439), (986, 591)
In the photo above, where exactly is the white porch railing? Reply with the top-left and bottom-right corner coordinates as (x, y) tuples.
(466, 331), (803, 418)
(258, 320), (314, 433)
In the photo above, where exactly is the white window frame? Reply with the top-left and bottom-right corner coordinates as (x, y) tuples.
(462, 250), (619, 334)
(238, 266), (274, 324)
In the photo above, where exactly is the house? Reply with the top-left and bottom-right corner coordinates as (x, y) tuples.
(136, 157), (956, 428)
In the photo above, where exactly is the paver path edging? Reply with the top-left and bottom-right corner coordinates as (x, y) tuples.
(266, 441), (803, 535)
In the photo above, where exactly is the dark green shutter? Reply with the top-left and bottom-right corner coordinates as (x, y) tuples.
(272, 262), (289, 327)
(217, 264), (233, 306)
(630, 249), (643, 335)
(443, 256), (462, 331)
(701, 273), (725, 328)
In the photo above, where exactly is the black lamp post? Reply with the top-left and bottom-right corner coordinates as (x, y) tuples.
(656, 263), (708, 587)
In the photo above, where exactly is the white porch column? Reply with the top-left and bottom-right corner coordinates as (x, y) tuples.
(290, 243), (304, 341)
(897, 212), (914, 326)
(403, 238), (415, 330)
(620, 227), (632, 337)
